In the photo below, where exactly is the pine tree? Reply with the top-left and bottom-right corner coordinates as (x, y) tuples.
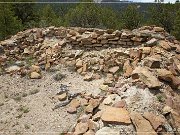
(0, 3), (22, 40)
(64, 0), (101, 28)
(38, 4), (62, 27)
(173, 9), (180, 39)
(121, 5), (143, 30)
(148, 4), (176, 33)
(12, 0), (38, 28)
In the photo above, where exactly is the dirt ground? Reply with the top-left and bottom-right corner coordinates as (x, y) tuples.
(0, 66), (104, 135)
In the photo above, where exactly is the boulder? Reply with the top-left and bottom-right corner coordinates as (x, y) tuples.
(101, 106), (131, 124)
(132, 67), (161, 89)
(156, 69), (180, 89)
(130, 112), (157, 135)
(143, 56), (161, 68)
(143, 112), (165, 130)
(158, 40), (171, 51)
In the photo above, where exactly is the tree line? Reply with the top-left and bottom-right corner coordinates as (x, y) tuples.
(0, 0), (180, 40)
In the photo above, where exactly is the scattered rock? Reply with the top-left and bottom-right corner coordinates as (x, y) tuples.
(74, 122), (89, 134)
(57, 93), (67, 101)
(158, 40), (171, 51)
(113, 100), (126, 108)
(130, 112), (157, 135)
(109, 66), (119, 74)
(30, 72), (41, 79)
(143, 56), (161, 68)
(67, 107), (77, 114)
(6, 65), (21, 73)
(156, 69), (180, 88)
(101, 106), (131, 124)
(143, 112), (165, 130)
(132, 67), (161, 89)
(69, 99), (80, 109)
(99, 85), (109, 91)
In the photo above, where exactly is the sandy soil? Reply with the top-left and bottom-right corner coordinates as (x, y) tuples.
(0, 66), (104, 135)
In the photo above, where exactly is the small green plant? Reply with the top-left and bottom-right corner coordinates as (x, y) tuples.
(53, 72), (66, 81)
(29, 89), (39, 95)
(0, 103), (4, 106)
(156, 94), (165, 102)
(22, 93), (28, 97)
(13, 96), (22, 101)
(24, 124), (30, 129)
(16, 113), (23, 119)
(18, 106), (30, 113)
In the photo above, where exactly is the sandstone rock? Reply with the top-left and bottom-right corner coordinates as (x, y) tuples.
(112, 100), (126, 108)
(99, 85), (109, 91)
(141, 47), (151, 54)
(69, 99), (80, 108)
(102, 96), (113, 105)
(84, 74), (93, 81)
(76, 59), (83, 68)
(88, 98), (100, 109)
(74, 122), (89, 135)
(109, 66), (119, 74)
(6, 65), (21, 73)
(143, 56), (161, 68)
(23, 48), (30, 54)
(143, 112), (165, 130)
(130, 112), (157, 135)
(156, 69), (180, 88)
(93, 111), (103, 121)
(162, 105), (173, 115)
(153, 27), (164, 32)
(146, 38), (158, 46)
(30, 65), (41, 73)
(30, 72), (42, 79)
(132, 67), (161, 89)
(158, 40), (171, 51)
(123, 60), (133, 78)
(85, 104), (94, 113)
(57, 93), (67, 101)
(67, 107), (77, 114)
(101, 106), (131, 124)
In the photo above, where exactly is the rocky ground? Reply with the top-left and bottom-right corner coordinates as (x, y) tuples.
(0, 26), (180, 135)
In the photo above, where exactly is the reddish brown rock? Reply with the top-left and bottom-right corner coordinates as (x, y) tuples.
(112, 100), (127, 108)
(123, 60), (133, 78)
(158, 40), (171, 51)
(143, 56), (161, 68)
(101, 106), (131, 124)
(143, 112), (165, 130)
(130, 112), (157, 135)
(132, 67), (161, 89)
(109, 66), (119, 74)
(74, 122), (89, 135)
(156, 69), (180, 89)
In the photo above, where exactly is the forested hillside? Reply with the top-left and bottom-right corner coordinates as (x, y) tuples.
(0, 0), (180, 40)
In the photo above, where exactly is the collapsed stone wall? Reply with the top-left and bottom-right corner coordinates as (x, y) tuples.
(0, 25), (179, 82)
